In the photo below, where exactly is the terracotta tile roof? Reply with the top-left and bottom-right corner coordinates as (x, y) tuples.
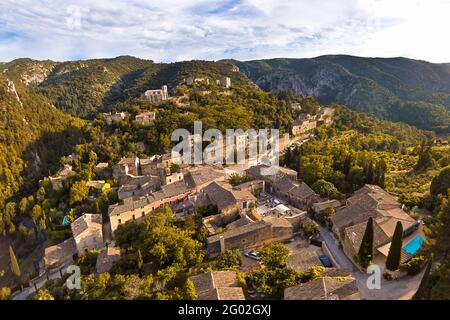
(95, 246), (121, 274)
(189, 271), (245, 300)
(313, 200), (342, 211)
(284, 276), (360, 300)
(44, 237), (77, 266)
(331, 184), (410, 232)
(184, 167), (225, 188)
(70, 213), (102, 238)
(202, 182), (237, 212)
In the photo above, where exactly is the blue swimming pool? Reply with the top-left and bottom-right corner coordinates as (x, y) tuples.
(403, 236), (424, 255)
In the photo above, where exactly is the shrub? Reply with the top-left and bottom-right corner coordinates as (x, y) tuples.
(303, 223), (319, 237)
(0, 287), (11, 300)
(401, 255), (426, 276)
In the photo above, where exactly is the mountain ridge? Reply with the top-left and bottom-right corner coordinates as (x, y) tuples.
(230, 55), (450, 132)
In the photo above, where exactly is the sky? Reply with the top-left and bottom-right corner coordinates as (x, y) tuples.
(0, 0), (449, 63)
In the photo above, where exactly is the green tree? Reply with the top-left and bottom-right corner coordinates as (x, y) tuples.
(398, 193), (420, 209)
(36, 289), (55, 300)
(136, 249), (143, 273)
(215, 249), (242, 269)
(415, 144), (434, 171)
(430, 165), (450, 196)
(69, 180), (89, 205)
(357, 217), (374, 269)
(184, 279), (198, 300)
(385, 221), (403, 271)
(413, 257), (432, 300)
(31, 204), (43, 222)
(0, 287), (11, 300)
(18, 197), (29, 215)
(259, 242), (289, 269)
(303, 222), (319, 237)
(311, 179), (341, 199)
(9, 245), (21, 278)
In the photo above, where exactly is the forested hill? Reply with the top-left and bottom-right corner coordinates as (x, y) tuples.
(5, 55), (450, 132)
(229, 55), (450, 132)
(3, 57), (252, 119)
(0, 70), (86, 209)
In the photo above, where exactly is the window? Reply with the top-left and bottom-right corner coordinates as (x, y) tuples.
(132, 214), (136, 220)
(142, 212), (145, 217)
(118, 219), (122, 224)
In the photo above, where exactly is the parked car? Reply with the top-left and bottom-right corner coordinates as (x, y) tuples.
(244, 250), (261, 260)
(319, 255), (332, 267)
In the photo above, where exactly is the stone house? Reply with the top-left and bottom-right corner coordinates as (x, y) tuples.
(206, 217), (293, 257)
(316, 107), (335, 125)
(43, 237), (77, 268)
(189, 271), (245, 300)
(331, 185), (419, 266)
(95, 246), (121, 274)
(93, 162), (109, 177)
(71, 213), (104, 255)
(112, 157), (140, 180)
(108, 180), (192, 233)
(117, 175), (161, 200)
(272, 176), (319, 210)
(245, 164), (297, 193)
(103, 112), (128, 125)
(220, 76), (231, 88)
(284, 273), (360, 300)
(134, 111), (156, 124)
(46, 164), (73, 191)
(291, 117), (317, 136)
(142, 85), (168, 103)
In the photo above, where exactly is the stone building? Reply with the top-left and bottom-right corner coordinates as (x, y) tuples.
(108, 180), (192, 233)
(291, 115), (317, 136)
(112, 157), (140, 180)
(331, 185), (420, 266)
(71, 213), (104, 256)
(46, 164), (73, 191)
(206, 217), (293, 257)
(103, 112), (128, 125)
(134, 111), (156, 124)
(189, 271), (245, 300)
(220, 76), (231, 88)
(142, 85), (169, 103)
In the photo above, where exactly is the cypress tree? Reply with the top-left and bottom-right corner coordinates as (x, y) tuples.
(413, 257), (432, 300)
(343, 154), (352, 175)
(357, 217), (374, 269)
(9, 245), (21, 278)
(366, 160), (374, 184)
(136, 249), (143, 273)
(385, 221), (403, 271)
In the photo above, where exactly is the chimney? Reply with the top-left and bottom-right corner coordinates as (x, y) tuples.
(219, 235), (225, 253)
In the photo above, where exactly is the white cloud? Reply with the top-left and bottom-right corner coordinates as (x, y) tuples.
(0, 0), (448, 62)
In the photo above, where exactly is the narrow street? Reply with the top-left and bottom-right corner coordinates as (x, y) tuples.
(319, 226), (355, 271)
(12, 265), (69, 300)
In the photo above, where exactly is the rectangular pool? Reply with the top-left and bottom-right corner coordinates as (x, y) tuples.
(403, 236), (424, 255)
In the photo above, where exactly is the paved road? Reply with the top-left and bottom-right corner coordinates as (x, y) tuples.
(12, 265), (69, 300)
(319, 226), (356, 271)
